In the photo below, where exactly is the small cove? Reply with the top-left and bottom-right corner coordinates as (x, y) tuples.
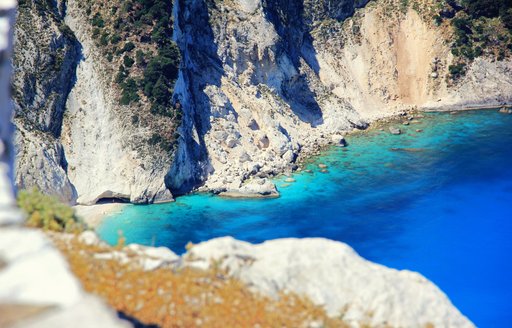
(98, 110), (512, 326)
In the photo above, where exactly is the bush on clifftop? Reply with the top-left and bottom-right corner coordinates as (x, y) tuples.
(17, 188), (86, 233)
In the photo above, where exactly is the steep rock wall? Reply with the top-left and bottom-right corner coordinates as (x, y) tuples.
(12, 0), (512, 201)
(168, 0), (512, 194)
(13, 0), (175, 205)
(168, 0), (369, 194)
(13, 0), (78, 203)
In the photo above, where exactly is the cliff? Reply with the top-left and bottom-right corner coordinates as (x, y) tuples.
(13, 0), (176, 205)
(12, 0), (512, 201)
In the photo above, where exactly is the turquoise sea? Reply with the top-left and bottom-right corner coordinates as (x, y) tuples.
(99, 110), (512, 326)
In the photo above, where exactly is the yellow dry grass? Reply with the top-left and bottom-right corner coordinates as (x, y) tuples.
(53, 237), (349, 328)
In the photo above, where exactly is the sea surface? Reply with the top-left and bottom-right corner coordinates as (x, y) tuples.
(99, 110), (512, 326)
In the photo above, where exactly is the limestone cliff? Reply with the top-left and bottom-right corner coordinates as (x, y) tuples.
(13, 0), (175, 205)
(12, 0), (512, 201)
(168, 0), (512, 195)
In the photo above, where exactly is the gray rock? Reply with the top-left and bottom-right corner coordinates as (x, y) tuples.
(239, 152), (251, 163)
(226, 138), (238, 148)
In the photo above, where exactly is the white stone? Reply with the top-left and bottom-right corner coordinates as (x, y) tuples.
(183, 237), (474, 328)
(78, 230), (100, 246)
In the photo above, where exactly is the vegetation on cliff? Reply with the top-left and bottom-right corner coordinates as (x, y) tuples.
(17, 189), (86, 233)
(81, 0), (182, 151)
(434, 0), (512, 78)
(14, 0), (79, 136)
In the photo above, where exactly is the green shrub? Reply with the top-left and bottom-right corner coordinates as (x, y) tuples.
(120, 78), (140, 105)
(136, 50), (145, 65)
(111, 34), (122, 44)
(91, 13), (105, 28)
(92, 28), (100, 38)
(100, 32), (109, 46)
(116, 65), (128, 83)
(449, 63), (466, 78)
(17, 188), (86, 233)
(124, 55), (135, 68)
(123, 41), (135, 52)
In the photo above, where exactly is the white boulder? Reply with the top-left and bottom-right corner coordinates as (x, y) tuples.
(183, 237), (474, 328)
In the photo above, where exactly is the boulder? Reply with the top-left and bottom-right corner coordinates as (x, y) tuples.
(331, 135), (347, 147)
(182, 237), (474, 328)
(389, 127), (401, 135)
(219, 178), (278, 198)
(78, 231), (100, 246)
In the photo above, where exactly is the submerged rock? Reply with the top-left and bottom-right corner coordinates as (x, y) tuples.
(389, 127), (402, 135)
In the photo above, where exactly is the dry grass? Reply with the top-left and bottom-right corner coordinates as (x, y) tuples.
(53, 236), (349, 328)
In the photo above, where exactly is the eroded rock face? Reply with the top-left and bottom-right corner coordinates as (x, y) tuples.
(183, 237), (475, 328)
(12, 0), (512, 202)
(13, 0), (174, 205)
(168, 0), (368, 195)
(168, 0), (512, 195)
(12, 1), (78, 203)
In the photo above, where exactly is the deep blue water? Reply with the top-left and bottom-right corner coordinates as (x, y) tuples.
(98, 110), (512, 326)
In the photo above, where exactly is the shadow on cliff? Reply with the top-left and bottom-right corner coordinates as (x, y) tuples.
(167, 0), (229, 195)
(262, 0), (324, 127)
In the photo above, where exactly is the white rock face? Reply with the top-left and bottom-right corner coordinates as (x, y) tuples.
(15, 126), (76, 203)
(184, 237), (474, 328)
(169, 0), (512, 195)
(60, 0), (174, 205)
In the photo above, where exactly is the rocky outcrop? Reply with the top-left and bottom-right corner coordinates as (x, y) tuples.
(183, 237), (474, 328)
(49, 230), (475, 327)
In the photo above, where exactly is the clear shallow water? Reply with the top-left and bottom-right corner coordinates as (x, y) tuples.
(99, 110), (512, 326)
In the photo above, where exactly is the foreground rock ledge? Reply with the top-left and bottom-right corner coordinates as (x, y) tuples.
(183, 237), (474, 328)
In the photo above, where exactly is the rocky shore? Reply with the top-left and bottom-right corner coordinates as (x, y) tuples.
(10, 0), (512, 205)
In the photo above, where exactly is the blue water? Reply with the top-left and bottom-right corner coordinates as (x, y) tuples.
(98, 110), (512, 326)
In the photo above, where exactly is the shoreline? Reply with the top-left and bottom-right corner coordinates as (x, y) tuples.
(74, 203), (126, 229)
(75, 104), (508, 226)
